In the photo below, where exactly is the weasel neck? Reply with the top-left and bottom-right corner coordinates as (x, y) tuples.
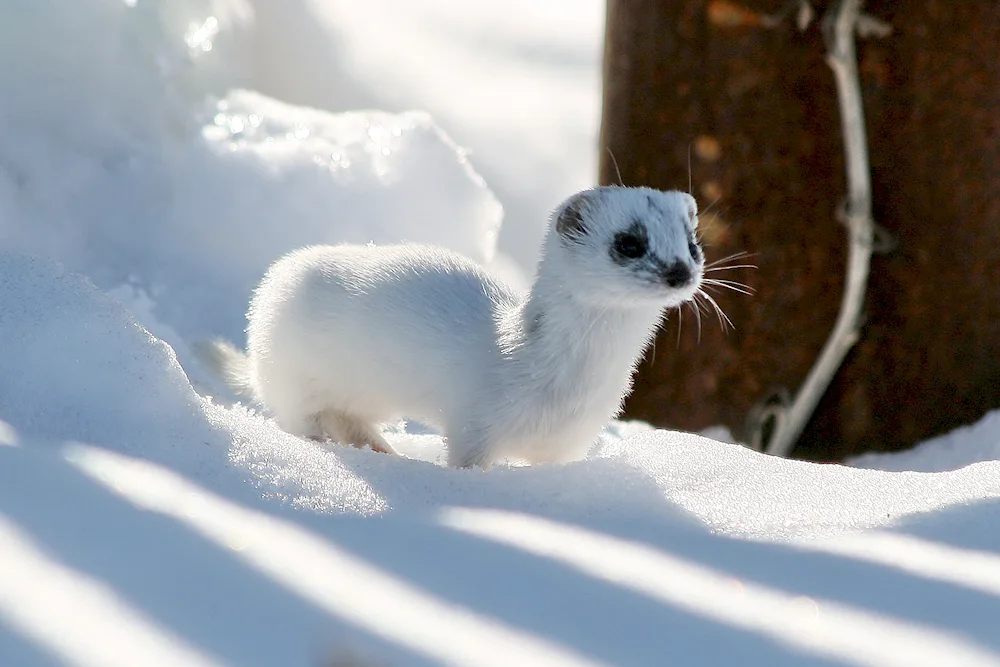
(503, 266), (665, 408)
(516, 291), (661, 367)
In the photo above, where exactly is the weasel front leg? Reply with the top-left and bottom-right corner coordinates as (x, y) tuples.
(317, 409), (398, 455)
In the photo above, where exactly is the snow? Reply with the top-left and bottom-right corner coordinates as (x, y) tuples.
(849, 411), (1000, 473)
(1, 1), (1000, 666)
(247, 0), (605, 270)
(0, 0), (505, 386)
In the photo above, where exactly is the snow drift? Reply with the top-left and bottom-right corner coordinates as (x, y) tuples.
(2, 0), (1000, 665)
(4, 248), (1000, 667)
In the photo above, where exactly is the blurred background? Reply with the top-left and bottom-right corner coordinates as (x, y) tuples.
(601, 1), (1000, 462)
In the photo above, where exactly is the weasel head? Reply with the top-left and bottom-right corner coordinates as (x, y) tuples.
(545, 186), (703, 309)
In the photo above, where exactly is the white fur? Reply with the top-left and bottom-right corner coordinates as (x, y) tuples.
(200, 186), (703, 467)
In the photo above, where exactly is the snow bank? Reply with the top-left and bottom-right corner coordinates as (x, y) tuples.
(3, 249), (1000, 666)
(3, 0), (1000, 665)
(0, 250), (385, 513)
(0, 0), (503, 387)
(0, 252), (204, 451)
(247, 0), (605, 270)
(850, 410), (1000, 473)
(182, 89), (501, 280)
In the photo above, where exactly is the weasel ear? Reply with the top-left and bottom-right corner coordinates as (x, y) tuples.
(556, 195), (589, 239)
(683, 193), (699, 229)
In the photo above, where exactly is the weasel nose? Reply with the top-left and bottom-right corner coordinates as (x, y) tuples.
(660, 261), (692, 288)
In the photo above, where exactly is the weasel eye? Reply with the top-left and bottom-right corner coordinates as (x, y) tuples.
(688, 240), (701, 260)
(613, 232), (647, 259)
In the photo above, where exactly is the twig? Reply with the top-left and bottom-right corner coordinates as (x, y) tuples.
(761, 0), (877, 457)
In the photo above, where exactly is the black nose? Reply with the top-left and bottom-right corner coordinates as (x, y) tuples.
(660, 261), (692, 288)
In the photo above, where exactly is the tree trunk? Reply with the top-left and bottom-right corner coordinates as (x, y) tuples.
(603, 0), (1000, 460)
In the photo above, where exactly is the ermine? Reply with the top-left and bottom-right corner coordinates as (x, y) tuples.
(199, 186), (705, 468)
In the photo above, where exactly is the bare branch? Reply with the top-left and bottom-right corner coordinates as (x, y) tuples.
(761, 0), (879, 458)
(797, 1), (815, 31)
(856, 13), (892, 39)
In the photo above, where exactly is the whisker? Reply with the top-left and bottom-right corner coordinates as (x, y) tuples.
(693, 294), (711, 315)
(706, 293), (735, 331)
(700, 285), (746, 302)
(704, 251), (756, 269)
(692, 293), (717, 337)
(675, 303), (683, 349)
(691, 297), (703, 343)
(704, 250), (752, 266)
(698, 290), (734, 332)
(699, 195), (722, 218)
(704, 277), (752, 286)
(693, 217), (722, 249)
(704, 264), (758, 273)
(687, 143), (693, 196)
(702, 278), (755, 295)
(691, 293), (712, 320)
(606, 147), (625, 187)
(691, 292), (704, 313)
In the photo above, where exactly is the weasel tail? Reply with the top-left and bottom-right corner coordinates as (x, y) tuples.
(195, 339), (257, 402)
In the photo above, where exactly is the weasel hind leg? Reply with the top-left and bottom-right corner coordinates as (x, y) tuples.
(317, 409), (398, 455)
(445, 427), (494, 469)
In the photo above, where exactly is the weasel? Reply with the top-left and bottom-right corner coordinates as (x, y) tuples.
(199, 186), (704, 468)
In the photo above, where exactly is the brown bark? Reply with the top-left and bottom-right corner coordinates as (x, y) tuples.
(604, 0), (1000, 460)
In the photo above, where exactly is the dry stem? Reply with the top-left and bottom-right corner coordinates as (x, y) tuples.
(762, 0), (877, 457)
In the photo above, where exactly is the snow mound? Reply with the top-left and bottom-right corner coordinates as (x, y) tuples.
(181, 89), (502, 282)
(247, 0), (605, 270)
(3, 248), (1000, 666)
(172, 91), (501, 383)
(9, 247), (1000, 545)
(0, 250), (385, 512)
(0, 0), (504, 383)
(0, 0), (251, 151)
(0, 252), (203, 450)
(4, 1), (1000, 664)
(600, 432), (1000, 541)
(850, 410), (1000, 473)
